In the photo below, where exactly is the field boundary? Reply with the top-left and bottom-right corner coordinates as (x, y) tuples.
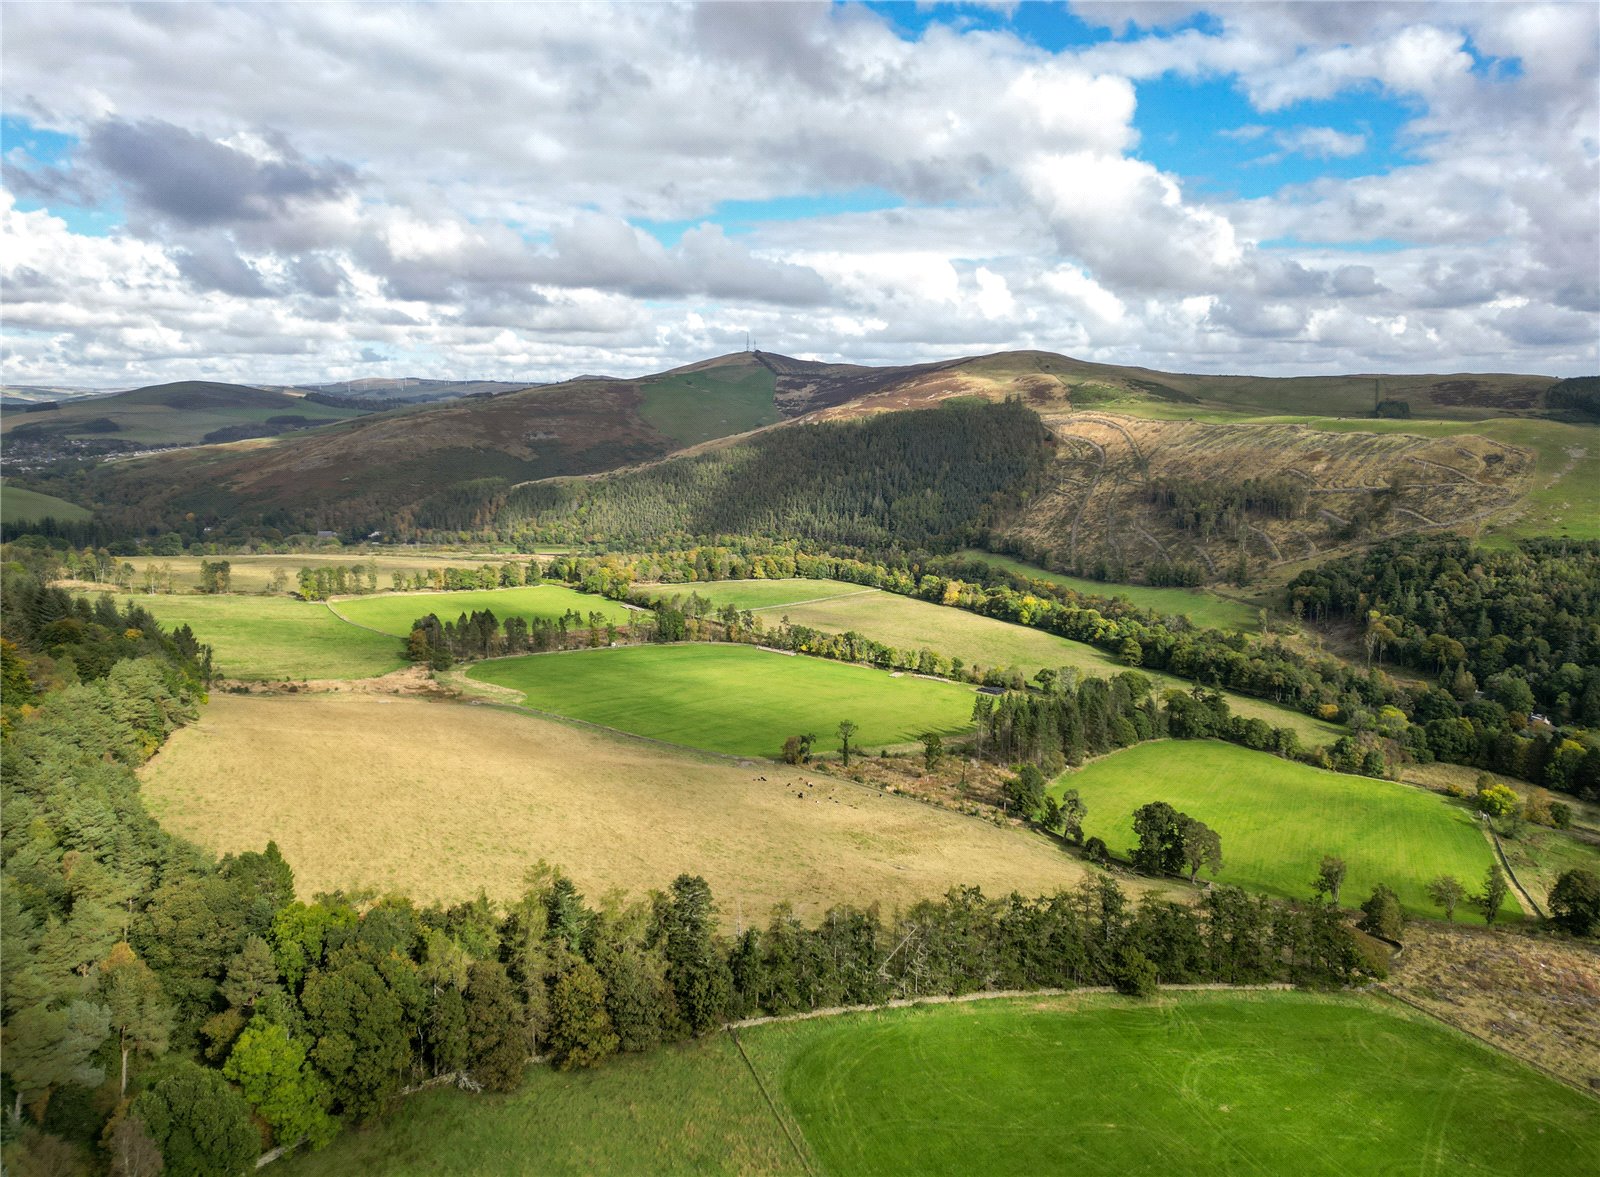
(747, 588), (879, 611)
(1484, 819), (1546, 919)
(726, 1027), (817, 1177)
(725, 981), (1297, 1031)
(322, 600), (393, 637)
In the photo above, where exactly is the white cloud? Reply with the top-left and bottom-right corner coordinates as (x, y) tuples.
(0, 1), (1594, 384)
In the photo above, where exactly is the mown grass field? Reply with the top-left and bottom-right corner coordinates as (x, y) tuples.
(638, 361), (779, 448)
(1051, 740), (1516, 921)
(276, 992), (1599, 1177)
(141, 694), (1093, 919)
(468, 644), (979, 757)
(0, 482), (92, 524)
(128, 593), (405, 680)
(669, 580), (1338, 745)
(332, 584), (634, 636)
(956, 549), (1262, 630)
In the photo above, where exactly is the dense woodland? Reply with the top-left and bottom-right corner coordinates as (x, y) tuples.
(1, 550), (1374, 1173)
(495, 399), (1055, 550)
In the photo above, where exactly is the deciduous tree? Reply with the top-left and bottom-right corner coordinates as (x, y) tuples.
(1548, 868), (1600, 937)
(133, 1061), (257, 1177)
(1474, 863), (1510, 925)
(547, 961), (618, 1070)
(1425, 875), (1465, 922)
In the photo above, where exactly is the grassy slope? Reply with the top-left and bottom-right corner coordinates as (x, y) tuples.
(277, 1033), (798, 1177)
(332, 584), (633, 636)
(141, 694), (1092, 918)
(468, 644), (979, 757)
(638, 362), (779, 447)
(277, 992), (1598, 1177)
(651, 578), (872, 611)
(1497, 824), (1600, 907)
(955, 549), (1262, 630)
(129, 593), (405, 680)
(671, 580), (1338, 745)
(0, 483), (92, 524)
(1050, 740), (1516, 921)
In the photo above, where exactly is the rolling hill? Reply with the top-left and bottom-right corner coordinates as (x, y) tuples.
(59, 351), (1592, 578)
(1, 379), (369, 450)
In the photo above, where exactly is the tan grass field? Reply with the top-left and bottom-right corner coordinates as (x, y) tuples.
(140, 694), (1107, 922)
(123, 550), (570, 594)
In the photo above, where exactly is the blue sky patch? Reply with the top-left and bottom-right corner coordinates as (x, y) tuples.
(637, 189), (905, 246)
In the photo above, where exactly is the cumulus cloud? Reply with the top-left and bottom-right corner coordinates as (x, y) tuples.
(0, 1), (1594, 384)
(87, 118), (357, 229)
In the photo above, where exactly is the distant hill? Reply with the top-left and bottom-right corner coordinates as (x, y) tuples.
(1, 379), (370, 451)
(288, 378), (540, 406)
(69, 351), (1588, 574)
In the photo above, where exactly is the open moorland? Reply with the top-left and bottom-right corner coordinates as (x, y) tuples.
(126, 592), (407, 680)
(139, 693), (1094, 919)
(468, 643), (980, 757)
(332, 583), (634, 635)
(1050, 740), (1517, 921)
(275, 991), (1600, 1177)
(1383, 923), (1600, 1089)
(657, 579), (1338, 744)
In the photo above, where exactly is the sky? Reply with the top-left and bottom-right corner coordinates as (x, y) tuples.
(1, 1), (1596, 387)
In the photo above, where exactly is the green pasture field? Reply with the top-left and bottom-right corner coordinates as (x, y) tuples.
(671, 580), (1338, 746)
(276, 991), (1598, 1177)
(277, 1031), (795, 1177)
(955, 549), (1262, 630)
(638, 363), (779, 448)
(467, 643), (978, 757)
(332, 584), (634, 636)
(1050, 740), (1516, 922)
(0, 482), (92, 524)
(129, 593), (405, 680)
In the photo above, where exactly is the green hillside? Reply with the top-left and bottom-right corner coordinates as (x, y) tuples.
(1051, 740), (1516, 921)
(637, 357), (779, 446)
(0, 482), (92, 524)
